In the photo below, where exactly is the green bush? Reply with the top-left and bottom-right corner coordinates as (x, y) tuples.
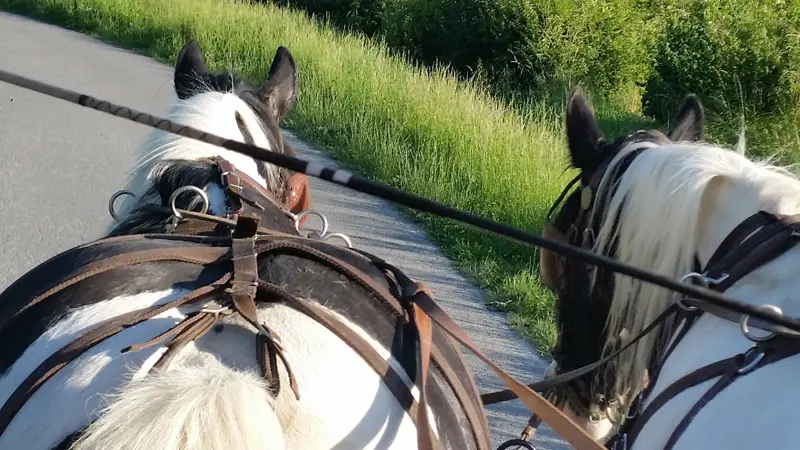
(267, 0), (658, 105)
(262, 0), (800, 129)
(382, 0), (657, 103)
(270, 0), (386, 36)
(642, 0), (800, 123)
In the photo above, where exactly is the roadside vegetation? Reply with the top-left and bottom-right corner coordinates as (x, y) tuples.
(2, 0), (798, 354)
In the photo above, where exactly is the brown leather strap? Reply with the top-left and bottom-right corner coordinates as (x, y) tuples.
(167, 208), (298, 239)
(122, 307), (229, 354)
(663, 340), (800, 449)
(6, 246), (230, 331)
(226, 216), (298, 399)
(150, 312), (220, 372)
(406, 282), (604, 450)
(706, 218), (799, 292)
(215, 157), (246, 217)
(411, 302), (440, 450)
(628, 338), (800, 446)
(625, 354), (737, 443)
(429, 345), (491, 449)
(662, 364), (738, 450)
(212, 157), (292, 217)
(258, 280), (422, 424)
(479, 304), (680, 405)
(704, 211), (774, 270)
(675, 210), (800, 338)
(282, 244), (488, 448)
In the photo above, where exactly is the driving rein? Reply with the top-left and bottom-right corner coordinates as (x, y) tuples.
(0, 157), (605, 450)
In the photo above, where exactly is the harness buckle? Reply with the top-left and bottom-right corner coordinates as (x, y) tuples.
(676, 272), (729, 312)
(221, 170), (243, 194)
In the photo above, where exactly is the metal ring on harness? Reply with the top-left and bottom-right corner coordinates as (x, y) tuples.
(108, 190), (136, 222)
(676, 272), (709, 312)
(323, 232), (353, 248)
(169, 185), (209, 219)
(293, 210), (329, 236)
(737, 345), (766, 374)
(740, 304), (782, 342)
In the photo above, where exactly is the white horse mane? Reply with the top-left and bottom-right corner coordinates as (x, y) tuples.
(111, 89), (279, 224)
(590, 138), (800, 396)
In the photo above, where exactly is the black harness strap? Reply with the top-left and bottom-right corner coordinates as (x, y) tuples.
(608, 210), (800, 449)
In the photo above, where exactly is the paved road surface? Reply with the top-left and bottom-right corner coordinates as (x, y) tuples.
(0, 11), (570, 450)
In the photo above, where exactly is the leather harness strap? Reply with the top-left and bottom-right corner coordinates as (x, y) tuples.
(606, 210), (800, 449)
(412, 297), (440, 450)
(406, 282), (605, 450)
(226, 214), (299, 399)
(256, 279), (423, 422)
(0, 272), (232, 435)
(354, 248), (492, 450)
(9, 246), (230, 324)
(214, 157), (288, 217)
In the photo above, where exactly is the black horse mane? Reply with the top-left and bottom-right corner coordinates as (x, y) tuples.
(107, 160), (221, 236)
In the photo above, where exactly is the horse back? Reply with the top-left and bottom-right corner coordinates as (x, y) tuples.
(0, 232), (491, 450)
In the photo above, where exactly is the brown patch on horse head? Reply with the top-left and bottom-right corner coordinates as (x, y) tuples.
(289, 172), (312, 227)
(540, 220), (569, 292)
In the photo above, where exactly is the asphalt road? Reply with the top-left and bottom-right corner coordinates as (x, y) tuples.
(0, 11), (570, 450)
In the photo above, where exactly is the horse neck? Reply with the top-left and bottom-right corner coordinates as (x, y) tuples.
(595, 143), (800, 397)
(694, 168), (800, 313)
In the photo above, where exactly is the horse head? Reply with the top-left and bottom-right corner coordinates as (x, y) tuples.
(107, 39), (309, 237)
(538, 89), (705, 442)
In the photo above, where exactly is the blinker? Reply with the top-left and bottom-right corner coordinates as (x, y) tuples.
(580, 187), (592, 211)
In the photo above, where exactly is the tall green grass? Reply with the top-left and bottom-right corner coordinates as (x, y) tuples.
(2, 0), (651, 352)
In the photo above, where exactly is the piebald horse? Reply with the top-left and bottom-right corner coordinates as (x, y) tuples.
(0, 40), (490, 450)
(540, 88), (800, 450)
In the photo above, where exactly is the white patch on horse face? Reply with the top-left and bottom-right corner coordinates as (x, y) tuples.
(561, 402), (615, 444)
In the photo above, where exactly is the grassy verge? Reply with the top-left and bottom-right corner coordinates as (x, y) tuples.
(0, 0), (656, 354)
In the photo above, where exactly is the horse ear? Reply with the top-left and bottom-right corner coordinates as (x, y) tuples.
(257, 46), (298, 122)
(174, 40), (209, 100)
(667, 94), (704, 142)
(565, 87), (604, 169)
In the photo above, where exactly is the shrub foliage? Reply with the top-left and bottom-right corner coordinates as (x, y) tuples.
(271, 0), (800, 146)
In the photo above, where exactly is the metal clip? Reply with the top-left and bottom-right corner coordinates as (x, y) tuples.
(737, 345), (765, 374)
